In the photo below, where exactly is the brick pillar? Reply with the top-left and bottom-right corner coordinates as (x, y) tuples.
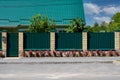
(115, 32), (120, 50)
(82, 32), (88, 50)
(50, 32), (55, 50)
(2, 31), (7, 57)
(18, 31), (24, 57)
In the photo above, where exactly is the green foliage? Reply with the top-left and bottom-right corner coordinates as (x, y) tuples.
(66, 18), (85, 33)
(84, 25), (92, 32)
(112, 12), (120, 23)
(91, 22), (101, 32)
(85, 22), (108, 32)
(100, 21), (108, 32)
(65, 26), (74, 33)
(29, 14), (55, 32)
(107, 22), (120, 32)
(85, 12), (120, 32)
(107, 12), (120, 32)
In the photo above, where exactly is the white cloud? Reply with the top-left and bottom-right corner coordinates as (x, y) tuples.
(84, 2), (120, 26)
(84, 3), (120, 15)
(103, 6), (120, 15)
(84, 3), (101, 15)
(93, 16), (111, 23)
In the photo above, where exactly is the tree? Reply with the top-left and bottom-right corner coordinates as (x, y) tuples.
(29, 14), (55, 32)
(100, 21), (108, 32)
(91, 22), (101, 32)
(112, 12), (120, 23)
(107, 21), (120, 32)
(84, 25), (92, 32)
(66, 18), (85, 33)
(107, 12), (120, 32)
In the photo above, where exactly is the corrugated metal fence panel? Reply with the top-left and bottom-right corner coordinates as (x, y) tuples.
(7, 33), (18, 57)
(56, 33), (82, 50)
(88, 32), (114, 50)
(24, 33), (50, 50)
(0, 33), (2, 50)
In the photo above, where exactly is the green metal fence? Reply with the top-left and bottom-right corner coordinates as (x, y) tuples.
(88, 32), (114, 50)
(7, 33), (18, 57)
(24, 33), (50, 50)
(56, 33), (82, 50)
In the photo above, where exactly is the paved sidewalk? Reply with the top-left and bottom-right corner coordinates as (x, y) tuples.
(0, 57), (120, 64)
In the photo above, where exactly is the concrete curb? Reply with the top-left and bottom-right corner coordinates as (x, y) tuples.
(0, 61), (113, 64)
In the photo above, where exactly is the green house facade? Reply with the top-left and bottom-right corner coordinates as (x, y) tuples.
(0, 0), (85, 27)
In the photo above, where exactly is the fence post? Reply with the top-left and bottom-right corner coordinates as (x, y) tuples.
(2, 30), (7, 57)
(18, 30), (24, 57)
(82, 31), (88, 50)
(115, 31), (120, 50)
(50, 31), (55, 50)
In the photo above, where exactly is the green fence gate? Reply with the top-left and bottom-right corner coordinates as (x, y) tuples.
(88, 32), (114, 50)
(56, 33), (82, 50)
(7, 33), (18, 57)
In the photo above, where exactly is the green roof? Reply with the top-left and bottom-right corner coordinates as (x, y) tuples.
(0, 0), (85, 26)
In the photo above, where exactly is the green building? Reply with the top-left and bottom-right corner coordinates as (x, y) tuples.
(0, 0), (85, 31)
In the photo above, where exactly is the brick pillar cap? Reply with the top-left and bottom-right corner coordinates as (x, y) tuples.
(19, 29), (24, 32)
(50, 29), (56, 32)
(2, 30), (7, 32)
(82, 30), (87, 32)
(115, 30), (120, 32)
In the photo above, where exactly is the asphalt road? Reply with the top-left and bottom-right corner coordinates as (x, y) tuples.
(0, 57), (120, 80)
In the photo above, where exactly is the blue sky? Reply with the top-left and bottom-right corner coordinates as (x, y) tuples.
(83, 0), (120, 26)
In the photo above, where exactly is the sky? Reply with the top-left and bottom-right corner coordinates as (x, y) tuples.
(83, 0), (120, 26)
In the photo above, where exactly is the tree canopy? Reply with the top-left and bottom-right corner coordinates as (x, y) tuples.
(108, 12), (120, 32)
(84, 12), (120, 32)
(65, 18), (86, 33)
(28, 12), (120, 33)
(112, 12), (120, 23)
(28, 14), (55, 32)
